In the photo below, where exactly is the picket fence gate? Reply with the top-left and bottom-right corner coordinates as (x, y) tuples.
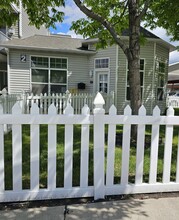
(0, 92), (179, 202)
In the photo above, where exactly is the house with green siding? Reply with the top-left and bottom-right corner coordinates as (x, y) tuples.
(0, 25), (175, 114)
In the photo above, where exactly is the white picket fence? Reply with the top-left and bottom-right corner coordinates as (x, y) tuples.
(0, 91), (114, 114)
(0, 92), (179, 202)
(167, 96), (179, 108)
(0, 92), (22, 114)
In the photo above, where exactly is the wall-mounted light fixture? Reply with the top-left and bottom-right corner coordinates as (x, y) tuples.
(89, 70), (94, 78)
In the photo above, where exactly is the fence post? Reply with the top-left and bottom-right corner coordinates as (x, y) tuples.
(93, 92), (105, 200)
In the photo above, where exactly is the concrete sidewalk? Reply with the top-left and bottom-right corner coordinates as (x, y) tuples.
(0, 196), (179, 220)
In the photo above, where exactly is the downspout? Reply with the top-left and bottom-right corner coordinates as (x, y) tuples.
(115, 45), (119, 106)
(5, 48), (10, 94)
(151, 42), (156, 113)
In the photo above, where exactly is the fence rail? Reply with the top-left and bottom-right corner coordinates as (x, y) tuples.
(0, 92), (179, 202)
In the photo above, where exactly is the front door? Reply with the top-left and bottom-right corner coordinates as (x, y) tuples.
(97, 72), (109, 93)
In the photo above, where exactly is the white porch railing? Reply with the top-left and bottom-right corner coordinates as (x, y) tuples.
(0, 93), (179, 202)
(167, 96), (179, 108)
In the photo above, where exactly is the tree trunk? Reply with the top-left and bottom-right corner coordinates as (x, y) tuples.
(128, 0), (141, 139)
(128, 0), (141, 116)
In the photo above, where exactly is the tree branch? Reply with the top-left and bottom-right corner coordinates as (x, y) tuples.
(73, 0), (132, 60)
(138, 0), (151, 20)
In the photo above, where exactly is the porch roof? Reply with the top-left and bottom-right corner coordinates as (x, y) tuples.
(0, 35), (96, 55)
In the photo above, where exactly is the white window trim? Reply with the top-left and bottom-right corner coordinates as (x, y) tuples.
(30, 55), (68, 94)
(125, 58), (146, 102)
(94, 57), (110, 70)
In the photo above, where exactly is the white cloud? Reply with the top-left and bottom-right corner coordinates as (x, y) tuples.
(54, 0), (86, 27)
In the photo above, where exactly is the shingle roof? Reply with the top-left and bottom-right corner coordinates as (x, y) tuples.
(122, 27), (160, 39)
(0, 34), (95, 54)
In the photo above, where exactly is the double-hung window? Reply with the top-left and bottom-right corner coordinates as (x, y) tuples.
(156, 61), (166, 101)
(31, 56), (67, 94)
(126, 59), (145, 100)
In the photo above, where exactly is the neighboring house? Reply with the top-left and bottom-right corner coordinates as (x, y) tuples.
(167, 62), (179, 93)
(0, 2), (48, 91)
(0, 26), (175, 114)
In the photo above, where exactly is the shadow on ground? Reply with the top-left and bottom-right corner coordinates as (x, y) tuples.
(0, 198), (147, 220)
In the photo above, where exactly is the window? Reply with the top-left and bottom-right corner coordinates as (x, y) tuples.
(98, 73), (108, 93)
(156, 61), (166, 101)
(95, 58), (109, 69)
(126, 59), (145, 100)
(31, 56), (67, 94)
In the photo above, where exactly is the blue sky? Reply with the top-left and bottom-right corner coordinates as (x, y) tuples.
(49, 1), (179, 65)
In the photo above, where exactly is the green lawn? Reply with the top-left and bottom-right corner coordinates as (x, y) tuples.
(3, 110), (179, 190)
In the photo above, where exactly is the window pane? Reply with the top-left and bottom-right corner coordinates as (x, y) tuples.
(32, 69), (48, 83)
(158, 74), (164, 87)
(140, 71), (143, 86)
(32, 84), (48, 95)
(140, 59), (144, 70)
(50, 70), (67, 83)
(31, 57), (48, 68)
(99, 74), (108, 81)
(159, 62), (165, 73)
(95, 58), (109, 68)
(51, 85), (67, 93)
(99, 83), (108, 93)
(50, 58), (67, 69)
(157, 88), (164, 101)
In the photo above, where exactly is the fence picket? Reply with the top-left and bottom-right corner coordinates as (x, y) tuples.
(163, 106), (174, 183)
(135, 105), (146, 184)
(149, 106), (160, 184)
(12, 103), (22, 191)
(48, 104), (57, 190)
(0, 105), (4, 191)
(176, 132), (179, 182)
(106, 105), (117, 187)
(30, 103), (40, 191)
(64, 104), (74, 188)
(121, 105), (132, 185)
(80, 105), (90, 187)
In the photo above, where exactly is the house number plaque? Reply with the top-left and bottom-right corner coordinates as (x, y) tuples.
(20, 54), (26, 62)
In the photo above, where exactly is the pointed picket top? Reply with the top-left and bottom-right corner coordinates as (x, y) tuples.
(109, 105), (117, 115)
(94, 92), (105, 106)
(124, 105), (132, 116)
(0, 104), (3, 114)
(138, 105), (146, 116)
(12, 102), (22, 115)
(31, 103), (39, 114)
(82, 104), (90, 115)
(153, 106), (161, 116)
(167, 106), (174, 116)
(64, 103), (74, 115)
(48, 103), (57, 115)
